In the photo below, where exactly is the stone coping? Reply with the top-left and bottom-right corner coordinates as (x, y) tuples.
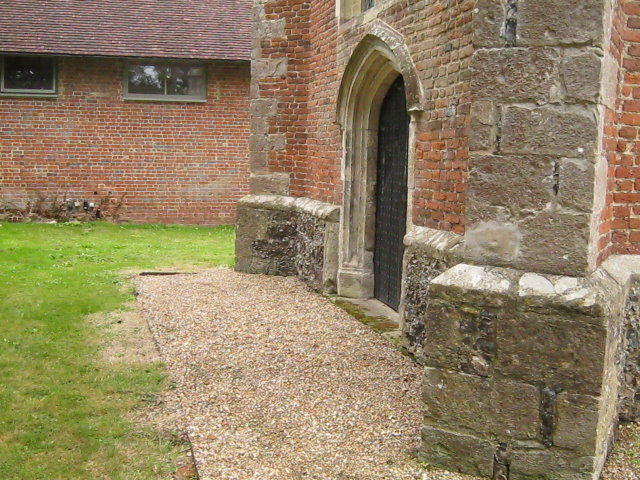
(430, 259), (638, 318)
(601, 255), (640, 288)
(238, 195), (340, 222)
(403, 226), (463, 260)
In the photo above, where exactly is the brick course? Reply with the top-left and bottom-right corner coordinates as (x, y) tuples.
(0, 56), (250, 225)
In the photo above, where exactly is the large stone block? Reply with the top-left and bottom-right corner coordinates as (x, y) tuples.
(428, 264), (518, 309)
(423, 299), (498, 376)
(464, 220), (521, 266)
(249, 173), (290, 195)
(466, 154), (555, 220)
(509, 448), (597, 480)
(517, 0), (605, 47)
(469, 101), (498, 152)
(517, 269), (623, 319)
(423, 368), (540, 441)
(235, 205), (297, 276)
(518, 211), (591, 276)
(557, 158), (595, 213)
(472, 48), (559, 103)
(501, 106), (598, 158)
(554, 393), (600, 455)
(425, 265), (518, 375)
(496, 311), (607, 395)
(561, 50), (603, 103)
(420, 426), (495, 478)
(423, 263), (627, 480)
(473, 0), (506, 48)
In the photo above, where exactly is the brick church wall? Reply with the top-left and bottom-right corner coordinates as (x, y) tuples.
(0, 56), (250, 225)
(608, 0), (640, 256)
(255, 0), (473, 233)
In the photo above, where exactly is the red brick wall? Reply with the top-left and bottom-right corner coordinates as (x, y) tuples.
(0, 56), (250, 225)
(597, 0), (626, 262)
(604, 1), (640, 255)
(255, 0), (473, 233)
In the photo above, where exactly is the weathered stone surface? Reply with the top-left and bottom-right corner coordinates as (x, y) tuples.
(554, 393), (600, 454)
(518, 211), (590, 276)
(557, 158), (595, 213)
(249, 173), (290, 195)
(501, 106), (598, 158)
(420, 426), (494, 478)
(423, 299), (499, 375)
(235, 206), (297, 276)
(518, 268), (623, 318)
(423, 263), (623, 480)
(469, 101), (497, 152)
(473, 0), (506, 48)
(429, 264), (518, 308)
(509, 448), (597, 480)
(496, 311), (607, 395)
(252, 57), (288, 79)
(472, 48), (559, 102)
(425, 264), (517, 374)
(464, 221), (521, 265)
(423, 368), (540, 441)
(402, 227), (462, 357)
(235, 195), (341, 292)
(467, 154), (555, 219)
(561, 50), (603, 102)
(239, 195), (340, 221)
(517, 0), (605, 47)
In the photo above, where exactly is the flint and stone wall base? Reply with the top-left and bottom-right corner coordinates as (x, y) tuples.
(235, 195), (340, 292)
(402, 227), (463, 358)
(420, 258), (640, 480)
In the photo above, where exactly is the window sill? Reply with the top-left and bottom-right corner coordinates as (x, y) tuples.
(123, 96), (207, 104)
(0, 92), (57, 99)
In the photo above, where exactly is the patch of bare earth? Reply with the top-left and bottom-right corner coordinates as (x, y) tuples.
(134, 268), (639, 480)
(88, 307), (198, 479)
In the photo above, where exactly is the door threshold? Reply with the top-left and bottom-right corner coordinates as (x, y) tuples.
(330, 296), (401, 340)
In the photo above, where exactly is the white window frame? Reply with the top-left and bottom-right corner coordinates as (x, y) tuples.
(123, 61), (207, 103)
(0, 55), (57, 97)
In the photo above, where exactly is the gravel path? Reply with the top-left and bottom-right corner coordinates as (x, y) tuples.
(134, 268), (639, 480)
(134, 268), (479, 480)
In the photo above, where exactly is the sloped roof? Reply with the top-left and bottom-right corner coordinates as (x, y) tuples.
(0, 0), (252, 61)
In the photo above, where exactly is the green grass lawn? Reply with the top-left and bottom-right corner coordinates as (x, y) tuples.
(0, 222), (235, 479)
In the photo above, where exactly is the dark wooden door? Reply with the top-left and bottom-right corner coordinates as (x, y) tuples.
(374, 75), (409, 310)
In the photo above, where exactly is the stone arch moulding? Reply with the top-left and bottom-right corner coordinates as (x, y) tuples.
(336, 20), (425, 301)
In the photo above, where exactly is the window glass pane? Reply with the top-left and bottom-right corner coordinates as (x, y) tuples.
(3, 56), (55, 91)
(127, 65), (165, 95)
(166, 65), (205, 96)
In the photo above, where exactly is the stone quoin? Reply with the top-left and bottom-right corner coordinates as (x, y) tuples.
(236, 0), (640, 479)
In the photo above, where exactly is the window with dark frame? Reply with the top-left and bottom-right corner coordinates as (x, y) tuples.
(0, 56), (56, 95)
(124, 63), (206, 101)
(362, 0), (375, 11)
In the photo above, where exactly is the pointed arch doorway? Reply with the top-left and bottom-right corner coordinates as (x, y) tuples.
(335, 24), (423, 311)
(374, 76), (409, 309)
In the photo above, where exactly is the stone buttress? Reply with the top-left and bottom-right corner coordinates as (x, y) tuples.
(418, 1), (638, 479)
